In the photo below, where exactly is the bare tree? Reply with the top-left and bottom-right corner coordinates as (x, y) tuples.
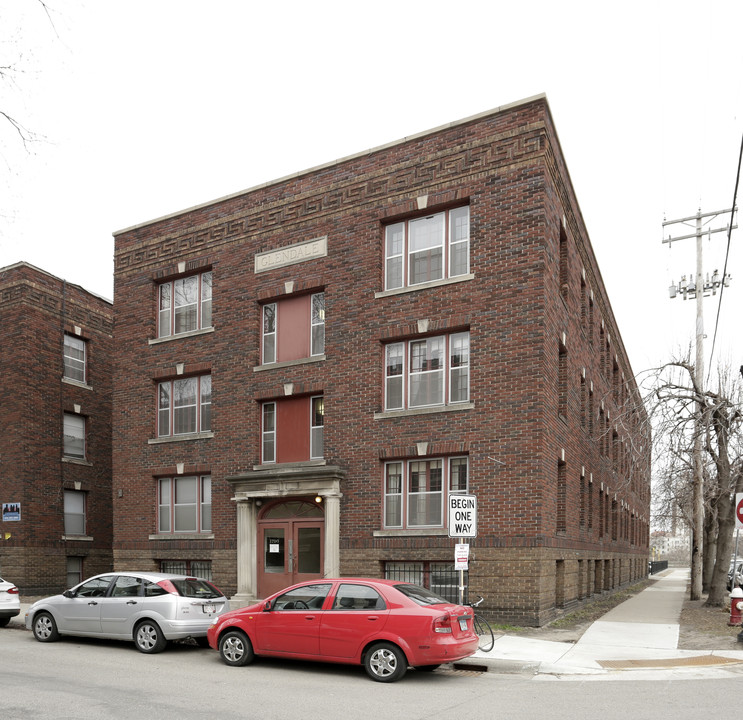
(650, 355), (743, 605)
(1, 1), (57, 151)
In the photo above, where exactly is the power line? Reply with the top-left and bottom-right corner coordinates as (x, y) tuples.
(707, 130), (743, 378)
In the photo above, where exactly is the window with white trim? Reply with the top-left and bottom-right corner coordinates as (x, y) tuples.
(385, 206), (469, 290)
(158, 476), (211, 533)
(310, 396), (324, 459)
(383, 457), (468, 529)
(158, 271), (212, 338)
(63, 413), (86, 458)
(63, 334), (86, 383)
(261, 292), (325, 364)
(385, 332), (469, 410)
(262, 402), (276, 463)
(158, 375), (211, 437)
(64, 490), (86, 535)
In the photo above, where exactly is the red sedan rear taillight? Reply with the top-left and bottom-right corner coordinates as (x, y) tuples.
(433, 615), (453, 633)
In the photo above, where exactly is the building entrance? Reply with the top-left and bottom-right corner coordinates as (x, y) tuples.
(257, 499), (324, 597)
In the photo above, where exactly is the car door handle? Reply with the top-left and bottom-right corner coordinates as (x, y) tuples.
(304, 615), (316, 620)
(366, 616), (379, 621)
(126, 600), (137, 605)
(88, 601), (98, 606)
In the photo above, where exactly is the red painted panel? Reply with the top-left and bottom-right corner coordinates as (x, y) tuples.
(277, 295), (311, 362)
(276, 396), (310, 463)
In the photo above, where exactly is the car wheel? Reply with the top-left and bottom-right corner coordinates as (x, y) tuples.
(364, 642), (407, 683)
(219, 629), (254, 667)
(134, 620), (168, 654)
(0, 617), (10, 628)
(32, 612), (60, 642)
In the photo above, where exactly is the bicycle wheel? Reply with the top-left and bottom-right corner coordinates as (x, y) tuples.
(473, 614), (494, 652)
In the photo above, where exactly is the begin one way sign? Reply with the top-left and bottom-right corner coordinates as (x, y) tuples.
(448, 494), (477, 538)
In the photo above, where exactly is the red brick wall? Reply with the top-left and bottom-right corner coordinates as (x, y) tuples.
(0, 263), (113, 593)
(112, 96), (650, 623)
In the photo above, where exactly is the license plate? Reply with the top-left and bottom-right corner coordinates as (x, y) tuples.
(458, 617), (468, 632)
(203, 604), (215, 614)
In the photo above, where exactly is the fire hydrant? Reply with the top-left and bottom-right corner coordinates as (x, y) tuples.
(729, 587), (743, 626)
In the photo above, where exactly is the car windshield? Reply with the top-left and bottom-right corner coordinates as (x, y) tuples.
(170, 578), (221, 599)
(394, 583), (450, 606)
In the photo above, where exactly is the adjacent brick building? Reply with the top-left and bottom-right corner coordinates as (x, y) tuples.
(0, 263), (113, 593)
(112, 94), (650, 625)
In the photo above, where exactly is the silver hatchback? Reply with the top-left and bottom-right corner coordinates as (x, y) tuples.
(25, 571), (230, 653)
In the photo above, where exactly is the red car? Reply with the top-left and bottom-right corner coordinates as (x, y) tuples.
(207, 578), (478, 682)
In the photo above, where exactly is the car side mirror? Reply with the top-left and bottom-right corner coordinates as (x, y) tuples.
(63, 590), (75, 598)
(264, 600), (272, 611)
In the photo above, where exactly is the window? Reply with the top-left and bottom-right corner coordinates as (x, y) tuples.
(63, 334), (86, 383)
(310, 396), (324, 459)
(158, 375), (211, 437)
(385, 332), (469, 410)
(311, 293), (325, 356)
(384, 562), (467, 604)
(63, 413), (85, 458)
(261, 291), (325, 365)
(158, 476), (211, 533)
(272, 584), (331, 611)
(160, 560), (212, 580)
(385, 206), (469, 290)
(64, 490), (86, 535)
(261, 395), (324, 464)
(158, 271), (212, 338)
(66, 557), (83, 587)
(262, 402), (276, 463)
(332, 584), (385, 610)
(384, 457), (468, 529)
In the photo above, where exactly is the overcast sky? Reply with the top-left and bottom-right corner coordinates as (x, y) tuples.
(1, 0), (741, 381)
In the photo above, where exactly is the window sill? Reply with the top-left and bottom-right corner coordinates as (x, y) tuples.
(252, 459), (327, 471)
(254, 355), (326, 372)
(62, 535), (93, 542)
(373, 528), (450, 537)
(374, 273), (474, 299)
(374, 402), (474, 420)
(62, 457), (92, 466)
(149, 327), (214, 345)
(62, 378), (92, 391)
(149, 432), (214, 444)
(149, 533), (215, 541)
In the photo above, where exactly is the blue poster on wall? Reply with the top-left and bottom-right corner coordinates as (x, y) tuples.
(2, 503), (21, 522)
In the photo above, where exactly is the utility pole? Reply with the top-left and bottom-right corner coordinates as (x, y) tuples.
(664, 207), (735, 601)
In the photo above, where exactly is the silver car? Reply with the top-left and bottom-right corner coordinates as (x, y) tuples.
(0, 576), (21, 627)
(25, 571), (230, 653)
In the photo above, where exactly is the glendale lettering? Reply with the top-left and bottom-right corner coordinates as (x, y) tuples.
(254, 236), (328, 273)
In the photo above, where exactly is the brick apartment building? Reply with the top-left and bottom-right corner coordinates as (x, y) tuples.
(112, 94), (650, 625)
(0, 263), (113, 593)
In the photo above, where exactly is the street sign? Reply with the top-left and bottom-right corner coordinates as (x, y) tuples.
(455, 543), (470, 570)
(448, 494), (477, 538)
(736, 493), (743, 529)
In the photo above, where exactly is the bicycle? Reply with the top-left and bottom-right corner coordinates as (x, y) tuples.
(467, 596), (495, 652)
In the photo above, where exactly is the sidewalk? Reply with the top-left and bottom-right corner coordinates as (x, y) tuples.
(463, 568), (743, 679)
